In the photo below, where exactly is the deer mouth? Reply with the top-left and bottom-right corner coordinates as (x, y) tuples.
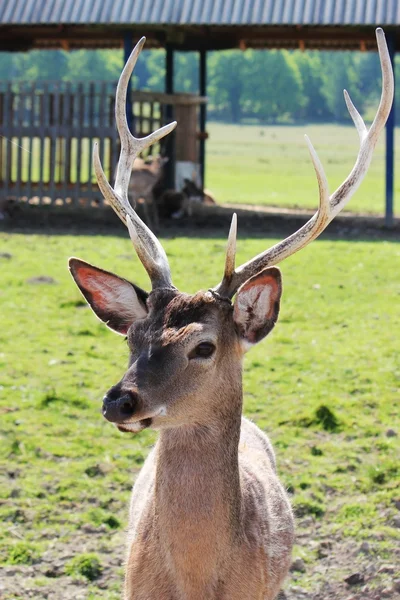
(116, 406), (166, 433)
(117, 418), (152, 433)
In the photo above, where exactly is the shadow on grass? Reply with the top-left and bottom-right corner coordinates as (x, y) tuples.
(1, 204), (399, 244)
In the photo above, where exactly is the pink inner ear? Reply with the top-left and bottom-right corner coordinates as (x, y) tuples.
(241, 274), (280, 320)
(77, 267), (113, 310)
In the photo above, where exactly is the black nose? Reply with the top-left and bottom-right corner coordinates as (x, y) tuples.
(102, 387), (138, 423)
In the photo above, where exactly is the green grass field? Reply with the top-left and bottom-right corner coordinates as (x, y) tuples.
(206, 122), (400, 217)
(0, 228), (399, 598)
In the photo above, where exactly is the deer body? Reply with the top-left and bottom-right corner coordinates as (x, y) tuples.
(125, 416), (293, 600)
(130, 155), (168, 203)
(103, 286), (293, 599)
(69, 30), (392, 600)
(129, 156), (168, 227)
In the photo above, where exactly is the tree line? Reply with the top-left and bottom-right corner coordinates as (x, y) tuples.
(1, 47), (398, 123)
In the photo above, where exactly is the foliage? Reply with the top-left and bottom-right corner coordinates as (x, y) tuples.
(319, 53), (361, 120)
(0, 46), (397, 124)
(208, 51), (247, 122)
(65, 553), (102, 580)
(314, 405), (340, 432)
(7, 542), (39, 565)
(243, 50), (303, 122)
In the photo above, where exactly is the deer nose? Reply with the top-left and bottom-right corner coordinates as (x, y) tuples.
(102, 388), (138, 423)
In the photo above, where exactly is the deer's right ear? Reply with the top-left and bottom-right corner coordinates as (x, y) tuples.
(233, 266), (282, 349)
(68, 258), (148, 335)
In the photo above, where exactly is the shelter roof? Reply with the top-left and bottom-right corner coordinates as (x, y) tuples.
(1, 0), (399, 51)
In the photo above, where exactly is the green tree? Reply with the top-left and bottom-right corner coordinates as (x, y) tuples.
(0, 46), (397, 125)
(357, 51), (381, 103)
(292, 51), (330, 120)
(0, 53), (16, 79)
(145, 50), (165, 91)
(208, 51), (248, 123)
(64, 50), (122, 82)
(320, 52), (362, 122)
(11, 50), (69, 80)
(243, 50), (303, 122)
(174, 52), (198, 93)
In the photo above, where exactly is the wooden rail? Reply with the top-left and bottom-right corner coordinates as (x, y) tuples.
(0, 82), (177, 206)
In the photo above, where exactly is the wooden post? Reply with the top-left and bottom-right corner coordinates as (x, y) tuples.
(385, 32), (396, 227)
(38, 82), (48, 204)
(165, 44), (175, 189)
(74, 82), (84, 204)
(4, 83), (12, 202)
(199, 49), (207, 187)
(87, 81), (95, 202)
(64, 81), (72, 200)
(26, 82), (35, 203)
(49, 83), (60, 203)
(16, 82), (24, 202)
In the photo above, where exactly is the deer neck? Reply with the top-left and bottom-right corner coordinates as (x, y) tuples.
(154, 382), (243, 595)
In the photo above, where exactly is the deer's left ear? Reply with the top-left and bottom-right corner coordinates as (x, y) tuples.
(233, 267), (282, 348)
(68, 258), (148, 335)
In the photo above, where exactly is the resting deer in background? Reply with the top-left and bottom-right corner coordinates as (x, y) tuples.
(68, 30), (393, 600)
(129, 155), (168, 228)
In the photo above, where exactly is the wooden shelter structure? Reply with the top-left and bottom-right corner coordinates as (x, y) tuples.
(0, 81), (205, 208)
(0, 0), (398, 223)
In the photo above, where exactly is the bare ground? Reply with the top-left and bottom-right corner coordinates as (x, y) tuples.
(1, 509), (399, 599)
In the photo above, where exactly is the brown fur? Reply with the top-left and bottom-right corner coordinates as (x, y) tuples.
(129, 156), (168, 226)
(122, 289), (293, 599)
(70, 261), (294, 600)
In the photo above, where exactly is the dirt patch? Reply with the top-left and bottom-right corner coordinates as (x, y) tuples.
(1, 521), (399, 599)
(1, 203), (399, 243)
(0, 529), (125, 600)
(26, 276), (57, 285)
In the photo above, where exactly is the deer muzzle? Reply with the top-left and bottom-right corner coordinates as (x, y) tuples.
(102, 386), (139, 423)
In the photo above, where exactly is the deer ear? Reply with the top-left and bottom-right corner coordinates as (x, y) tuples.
(68, 258), (148, 335)
(233, 267), (282, 348)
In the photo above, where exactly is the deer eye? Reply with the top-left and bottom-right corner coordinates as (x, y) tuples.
(190, 342), (216, 359)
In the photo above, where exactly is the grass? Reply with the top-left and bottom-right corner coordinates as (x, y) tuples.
(65, 553), (102, 581)
(0, 229), (399, 597)
(206, 122), (400, 216)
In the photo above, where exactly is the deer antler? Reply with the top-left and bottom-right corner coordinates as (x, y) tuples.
(93, 37), (177, 290)
(215, 28), (394, 299)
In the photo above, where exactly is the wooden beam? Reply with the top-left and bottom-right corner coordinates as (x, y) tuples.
(385, 32), (396, 227)
(1, 24), (399, 53)
(165, 44), (175, 189)
(199, 49), (207, 187)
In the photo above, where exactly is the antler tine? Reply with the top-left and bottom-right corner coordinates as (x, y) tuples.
(218, 213), (237, 296)
(344, 90), (367, 142)
(94, 36), (177, 290)
(214, 27), (394, 299)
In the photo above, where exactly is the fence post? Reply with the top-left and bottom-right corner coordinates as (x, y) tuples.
(165, 44), (175, 189)
(385, 32), (396, 227)
(199, 49), (207, 188)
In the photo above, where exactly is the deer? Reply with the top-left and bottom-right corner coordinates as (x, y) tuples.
(68, 29), (393, 600)
(129, 155), (169, 228)
(182, 177), (217, 206)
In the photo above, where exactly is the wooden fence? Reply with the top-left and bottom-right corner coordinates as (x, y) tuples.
(0, 81), (171, 207)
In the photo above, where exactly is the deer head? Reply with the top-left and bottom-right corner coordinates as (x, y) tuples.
(69, 252), (282, 431)
(69, 30), (393, 432)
